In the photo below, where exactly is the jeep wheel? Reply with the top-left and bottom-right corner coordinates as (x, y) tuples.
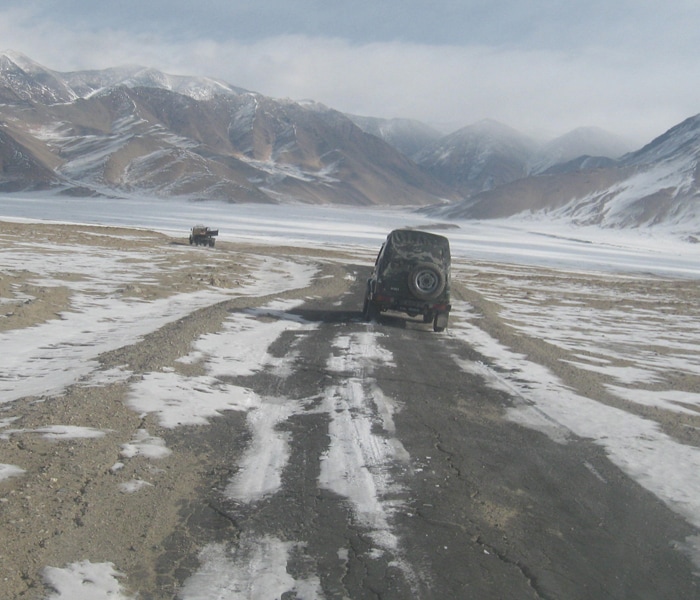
(433, 311), (449, 332)
(408, 263), (446, 300)
(363, 298), (378, 322)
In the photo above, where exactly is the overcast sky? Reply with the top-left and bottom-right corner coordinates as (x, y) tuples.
(1, 1), (698, 144)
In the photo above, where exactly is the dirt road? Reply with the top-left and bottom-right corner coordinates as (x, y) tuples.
(0, 222), (698, 599)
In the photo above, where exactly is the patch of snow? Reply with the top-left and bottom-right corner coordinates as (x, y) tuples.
(0, 463), (25, 481)
(1, 425), (107, 440)
(32, 426), (107, 439)
(606, 386), (700, 416)
(181, 301), (316, 378)
(119, 429), (171, 460)
(178, 537), (323, 600)
(42, 561), (134, 600)
(320, 332), (406, 551)
(449, 303), (700, 549)
(118, 479), (154, 494)
(224, 398), (298, 502)
(0, 416), (20, 428)
(128, 372), (257, 428)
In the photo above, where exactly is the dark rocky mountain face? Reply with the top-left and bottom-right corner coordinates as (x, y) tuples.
(0, 128), (60, 192)
(0, 52), (457, 205)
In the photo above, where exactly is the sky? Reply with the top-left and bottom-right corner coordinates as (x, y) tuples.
(1, 1), (699, 144)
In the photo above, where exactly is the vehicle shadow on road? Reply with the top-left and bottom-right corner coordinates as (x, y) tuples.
(228, 306), (364, 325)
(293, 308), (433, 331)
(230, 306), (431, 331)
(288, 308), (365, 324)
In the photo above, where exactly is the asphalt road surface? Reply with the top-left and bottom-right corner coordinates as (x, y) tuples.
(157, 267), (698, 599)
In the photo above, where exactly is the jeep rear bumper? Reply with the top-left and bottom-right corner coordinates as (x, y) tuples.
(371, 293), (450, 317)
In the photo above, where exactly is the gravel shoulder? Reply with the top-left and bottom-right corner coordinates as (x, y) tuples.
(0, 221), (353, 598)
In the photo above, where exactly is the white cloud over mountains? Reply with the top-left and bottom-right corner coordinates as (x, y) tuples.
(1, 1), (698, 144)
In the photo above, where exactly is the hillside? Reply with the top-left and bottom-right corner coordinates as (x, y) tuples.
(414, 120), (538, 196)
(433, 115), (700, 235)
(413, 120), (635, 196)
(0, 52), (456, 206)
(1, 51), (699, 234)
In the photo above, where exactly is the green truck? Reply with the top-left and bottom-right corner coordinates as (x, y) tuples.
(189, 225), (218, 247)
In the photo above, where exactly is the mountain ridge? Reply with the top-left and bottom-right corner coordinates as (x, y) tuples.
(0, 51), (456, 205)
(1, 50), (698, 235)
(435, 113), (700, 235)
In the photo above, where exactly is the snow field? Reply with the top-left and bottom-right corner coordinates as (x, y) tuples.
(0, 233), (319, 596)
(448, 296), (700, 566)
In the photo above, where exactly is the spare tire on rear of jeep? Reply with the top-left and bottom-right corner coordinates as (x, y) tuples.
(407, 263), (446, 300)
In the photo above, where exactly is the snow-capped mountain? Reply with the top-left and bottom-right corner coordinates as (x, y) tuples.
(1, 50), (699, 233)
(436, 115), (700, 235)
(345, 114), (442, 159)
(0, 51), (456, 205)
(529, 126), (634, 174)
(0, 51), (77, 104)
(414, 119), (538, 196)
(413, 120), (634, 196)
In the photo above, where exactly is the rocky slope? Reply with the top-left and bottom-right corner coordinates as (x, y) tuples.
(0, 52), (456, 205)
(435, 115), (700, 234)
(1, 51), (698, 233)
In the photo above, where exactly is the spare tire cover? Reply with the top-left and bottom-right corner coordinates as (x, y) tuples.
(408, 263), (446, 300)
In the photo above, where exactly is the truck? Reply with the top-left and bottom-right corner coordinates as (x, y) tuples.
(189, 225), (218, 247)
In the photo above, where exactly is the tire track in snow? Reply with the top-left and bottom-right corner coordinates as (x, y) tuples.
(173, 311), (418, 597)
(318, 330), (419, 590)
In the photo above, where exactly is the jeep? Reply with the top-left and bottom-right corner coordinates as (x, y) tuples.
(363, 229), (451, 332)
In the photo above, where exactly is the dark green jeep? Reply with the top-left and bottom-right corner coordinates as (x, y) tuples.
(363, 229), (451, 332)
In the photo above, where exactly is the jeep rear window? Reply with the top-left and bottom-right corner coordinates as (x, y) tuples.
(388, 230), (450, 257)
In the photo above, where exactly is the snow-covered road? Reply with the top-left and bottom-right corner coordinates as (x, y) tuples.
(1, 198), (699, 598)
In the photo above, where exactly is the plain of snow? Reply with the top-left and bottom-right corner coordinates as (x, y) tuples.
(0, 193), (698, 598)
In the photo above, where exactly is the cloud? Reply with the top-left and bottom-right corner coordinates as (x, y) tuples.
(1, 4), (698, 143)
(175, 36), (697, 143)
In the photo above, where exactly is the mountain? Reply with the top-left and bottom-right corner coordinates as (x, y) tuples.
(529, 127), (634, 174)
(0, 51), (77, 104)
(413, 120), (538, 197)
(413, 120), (634, 197)
(1, 51), (698, 233)
(345, 115), (442, 159)
(0, 127), (61, 192)
(0, 51), (457, 205)
(435, 115), (700, 234)
(348, 115), (633, 184)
